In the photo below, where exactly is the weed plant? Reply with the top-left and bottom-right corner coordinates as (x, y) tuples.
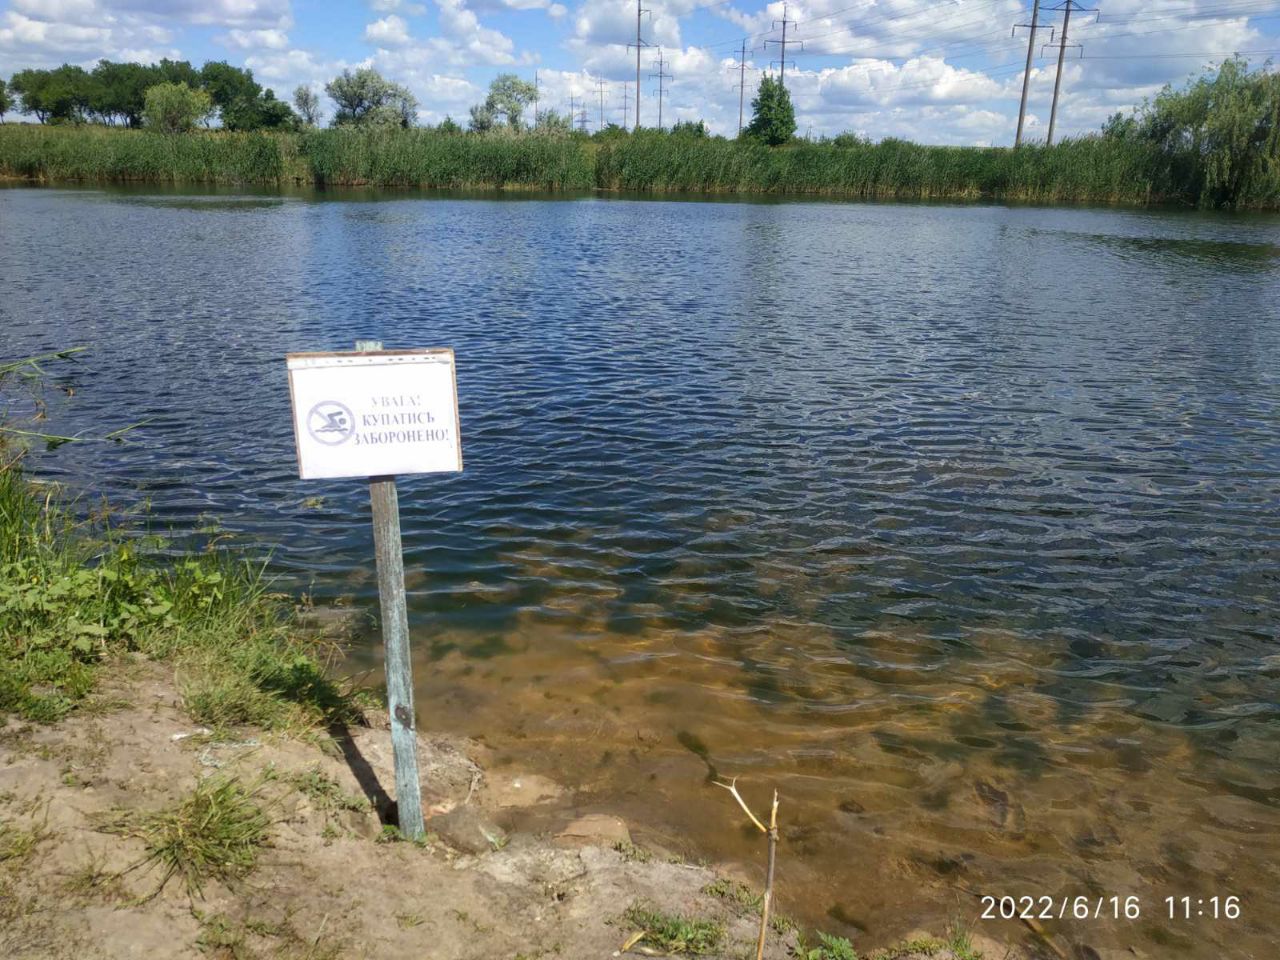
(0, 355), (360, 727)
(103, 773), (273, 897)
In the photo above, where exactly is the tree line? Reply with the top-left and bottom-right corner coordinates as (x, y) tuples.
(0, 60), (294, 130)
(0, 58), (800, 144)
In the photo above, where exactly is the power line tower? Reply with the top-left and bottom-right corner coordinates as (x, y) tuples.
(650, 51), (672, 130)
(595, 78), (608, 131)
(1043, 0), (1097, 146)
(731, 39), (758, 137)
(764, 3), (801, 89)
(620, 81), (631, 129)
(575, 108), (591, 133)
(568, 93), (580, 129)
(1012, 0), (1053, 146)
(626, 0), (651, 130)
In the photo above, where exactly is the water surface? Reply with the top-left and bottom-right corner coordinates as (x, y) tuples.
(4, 185), (1279, 957)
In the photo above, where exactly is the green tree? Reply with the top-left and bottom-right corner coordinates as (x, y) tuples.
(1109, 57), (1280, 207)
(670, 119), (709, 138)
(474, 73), (537, 131)
(468, 102), (495, 133)
(156, 59), (201, 89)
(200, 60), (259, 112)
(436, 115), (462, 134)
(9, 66), (92, 123)
(199, 61), (292, 130)
(293, 85), (321, 126)
(830, 131), (869, 148)
(89, 60), (157, 127)
(593, 121), (628, 141)
(743, 74), (795, 146)
(0, 79), (9, 123)
(221, 88), (297, 130)
(143, 82), (213, 134)
(533, 108), (571, 134)
(325, 68), (417, 128)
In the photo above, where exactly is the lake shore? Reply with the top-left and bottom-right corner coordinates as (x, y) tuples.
(0, 122), (1214, 209)
(0, 454), (1020, 960)
(0, 656), (1017, 960)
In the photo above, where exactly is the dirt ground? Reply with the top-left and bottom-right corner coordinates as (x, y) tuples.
(0, 657), (1026, 960)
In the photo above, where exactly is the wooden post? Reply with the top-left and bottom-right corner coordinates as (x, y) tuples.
(356, 339), (425, 840)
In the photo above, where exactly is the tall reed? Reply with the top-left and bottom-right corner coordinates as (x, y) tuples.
(0, 122), (1263, 207)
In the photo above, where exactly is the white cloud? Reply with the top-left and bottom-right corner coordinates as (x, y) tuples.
(371, 0), (428, 12)
(0, 10), (112, 50)
(431, 0), (525, 65)
(111, 0), (292, 28)
(365, 14), (413, 45)
(11, 0), (99, 19)
(0, 8), (178, 66)
(223, 27), (290, 49)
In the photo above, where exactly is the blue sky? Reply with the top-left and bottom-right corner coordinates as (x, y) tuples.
(2, 0), (1278, 143)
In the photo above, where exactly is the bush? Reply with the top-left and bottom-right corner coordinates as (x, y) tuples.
(0, 353), (360, 726)
(1105, 57), (1280, 208)
(143, 82), (212, 134)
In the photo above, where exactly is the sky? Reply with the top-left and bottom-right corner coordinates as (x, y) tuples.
(1, 0), (1278, 144)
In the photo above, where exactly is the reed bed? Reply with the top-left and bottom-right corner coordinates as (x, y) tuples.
(592, 132), (1169, 205)
(0, 124), (592, 190)
(0, 121), (1252, 207)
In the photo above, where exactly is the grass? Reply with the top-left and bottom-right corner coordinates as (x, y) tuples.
(102, 773), (274, 898)
(193, 909), (348, 960)
(0, 124), (594, 191)
(595, 131), (1171, 205)
(62, 846), (127, 902)
(620, 902), (725, 956)
(701, 876), (798, 937)
(3, 121), (1268, 207)
(703, 876), (761, 911)
(287, 766), (367, 814)
(613, 838), (653, 863)
(795, 933), (860, 960)
(0, 448), (363, 729)
(0, 814), (47, 866)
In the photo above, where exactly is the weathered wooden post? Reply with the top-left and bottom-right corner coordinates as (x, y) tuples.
(286, 341), (463, 840)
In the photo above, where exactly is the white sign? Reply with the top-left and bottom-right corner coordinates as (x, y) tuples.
(286, 349), (462, 480)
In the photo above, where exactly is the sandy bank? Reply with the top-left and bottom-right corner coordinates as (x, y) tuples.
(0, 657), (1020, 960)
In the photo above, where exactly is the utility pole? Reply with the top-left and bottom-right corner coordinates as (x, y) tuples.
(595, 77), (608, 131)
(765, 3), (801, 89)
(621, 81), (631, 129)
(568, 93), (579, 130)
(1012, 0), (1051, 146)
(626, 0), (651, 130)
(1043, 0), (1095, 146)
(650, 50), (671, 130)
(733, 38), (757, 137)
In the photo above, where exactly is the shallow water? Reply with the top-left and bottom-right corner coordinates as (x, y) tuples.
(4, 184), (1279, 957)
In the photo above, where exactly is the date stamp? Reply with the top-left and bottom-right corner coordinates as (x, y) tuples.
(979, 895), (1242, 922)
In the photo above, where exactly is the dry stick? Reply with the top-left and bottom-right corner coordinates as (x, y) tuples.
(714, 779), (780, 960)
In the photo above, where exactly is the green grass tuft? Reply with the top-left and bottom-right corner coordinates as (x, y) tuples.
(0, 456), (363, 728)
(103, 773), (273, 898)
(621, 902), (725, 956)
(796, 932), (860, 960)
(613, 838), (652, 863)
(702, 876), (761, 911)
(288, 766), (367, 814)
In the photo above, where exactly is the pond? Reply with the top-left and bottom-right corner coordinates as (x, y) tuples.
(4, 184), (1279, 957)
